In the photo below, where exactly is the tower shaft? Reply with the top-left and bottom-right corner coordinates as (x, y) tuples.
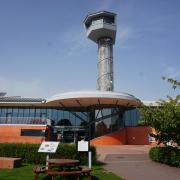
(97, 37), (114, 91)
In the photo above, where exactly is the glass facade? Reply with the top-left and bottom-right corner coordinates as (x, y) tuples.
(0, 106), (140, 142)
(0, 107), (89, 126)
(0, 107), (90, 143)
(94, 108), (124, 138)
(123, 109), (140, 127)
(93, 108), (140, 138)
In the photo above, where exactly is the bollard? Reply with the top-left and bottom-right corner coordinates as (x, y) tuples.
(46, 154), (49, 170)
(88, 151), (92, 169)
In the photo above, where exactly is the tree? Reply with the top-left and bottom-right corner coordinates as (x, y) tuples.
(162, 77), (180, 89)
(140, 77), (180, 146)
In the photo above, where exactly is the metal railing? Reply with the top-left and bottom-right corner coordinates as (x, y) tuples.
(0, 117), (48, 125)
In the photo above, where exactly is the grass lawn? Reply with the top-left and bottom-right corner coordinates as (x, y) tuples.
(0, 164), (123, 180)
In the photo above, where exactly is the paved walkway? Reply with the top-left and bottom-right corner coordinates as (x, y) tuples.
(95, 145), (180, 180)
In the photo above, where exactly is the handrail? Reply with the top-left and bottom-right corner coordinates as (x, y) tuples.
(0, 117), (48, 125)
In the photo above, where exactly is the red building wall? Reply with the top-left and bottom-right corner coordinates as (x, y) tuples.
(0, 125), (156, 145)
(126, 127), (156, 145)
(0, 125), (49, 144)
(90, 128), (127, 145)
(90, 126), (157, 145)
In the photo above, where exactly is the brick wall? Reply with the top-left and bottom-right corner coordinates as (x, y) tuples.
(126, 126), (156, 145)
(90, 126), (157, 145)
(0, 125), (48, 144)
(0, 125), (157, 145)
(90, 128), (127, 145)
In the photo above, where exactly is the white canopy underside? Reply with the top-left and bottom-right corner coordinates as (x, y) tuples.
(46, 91), (140, 109)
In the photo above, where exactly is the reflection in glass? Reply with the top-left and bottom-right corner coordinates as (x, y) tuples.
(69, 113), (75, 126)
(57, 119), (72, 126)
(18, 109), (24, 118)
(35, 109), (41, 118)
(63, 111), (70, 120)
(0, 106), (138, 139)
(111, 115), (119, 132)
(6, 113), (12, 124)
(29, 109), (35, 117)
(95, 120), (108, 137)
(7, 108), (12, 113)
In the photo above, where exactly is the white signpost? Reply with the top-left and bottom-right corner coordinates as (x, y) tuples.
(38, 141), (59, 169)
(77, 140), (92, 169)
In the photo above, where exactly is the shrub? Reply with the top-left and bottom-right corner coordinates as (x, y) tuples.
(149, 146), (180, 167)
(0, 143), (97, 165)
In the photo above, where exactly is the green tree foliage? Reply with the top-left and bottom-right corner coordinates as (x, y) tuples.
(140, 78), (180, 146)
(162, 76), (180, 89)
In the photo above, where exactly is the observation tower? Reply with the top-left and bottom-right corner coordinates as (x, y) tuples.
(84, 11), (117, 91)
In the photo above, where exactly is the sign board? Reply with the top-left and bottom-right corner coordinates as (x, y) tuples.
(38, 141), (59, 153)
(77, 140), (89, 152)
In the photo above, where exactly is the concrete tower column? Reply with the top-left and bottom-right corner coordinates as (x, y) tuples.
(97, 37), (113, 91)
(84, 11), (117, 92)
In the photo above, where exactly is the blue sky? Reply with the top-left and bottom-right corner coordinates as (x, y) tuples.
(0, 0), (179, 101)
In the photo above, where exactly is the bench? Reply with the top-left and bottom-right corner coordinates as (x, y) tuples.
(0, 157), (22, 169)
(80, 166), (92, 180)
(47, 169), (82, 180)
(33, 165), (92, 180)
(33, 166), (46, 180)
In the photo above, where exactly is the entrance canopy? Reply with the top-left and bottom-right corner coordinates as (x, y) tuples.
(46, 91), (140, 111)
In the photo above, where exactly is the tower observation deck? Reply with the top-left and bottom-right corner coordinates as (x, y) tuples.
(84, 11), (117, 91)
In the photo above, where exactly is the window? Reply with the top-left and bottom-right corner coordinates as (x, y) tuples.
(6, 113), (12, 124)
(35, 109), (41, 118)
(69, 113), (75, 126)
(92, 18), (103, 25)
(24, 109), (30, 117)
(95, 120), (108, 137)
(103, 16), (114, 24)
(18, 109), (24, 118)
(21, 129), (45, 137)
(29, 108), (35, 118)
(1, 108), (7, 116)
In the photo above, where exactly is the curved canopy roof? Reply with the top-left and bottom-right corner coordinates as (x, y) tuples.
(46, 91), (140, 111)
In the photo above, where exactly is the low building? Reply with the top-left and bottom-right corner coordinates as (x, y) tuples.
(0, 91), (155, 145)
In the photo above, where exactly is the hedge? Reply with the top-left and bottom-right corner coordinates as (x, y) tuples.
(0, 143), (97, 165)
(149, 146), (180, 167)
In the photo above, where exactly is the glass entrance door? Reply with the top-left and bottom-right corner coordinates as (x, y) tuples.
(53, 126), (86, 144)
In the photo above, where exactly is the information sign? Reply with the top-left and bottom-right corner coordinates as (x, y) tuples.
(38, 141), (59, 153)
(77, 140), (89, 152)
